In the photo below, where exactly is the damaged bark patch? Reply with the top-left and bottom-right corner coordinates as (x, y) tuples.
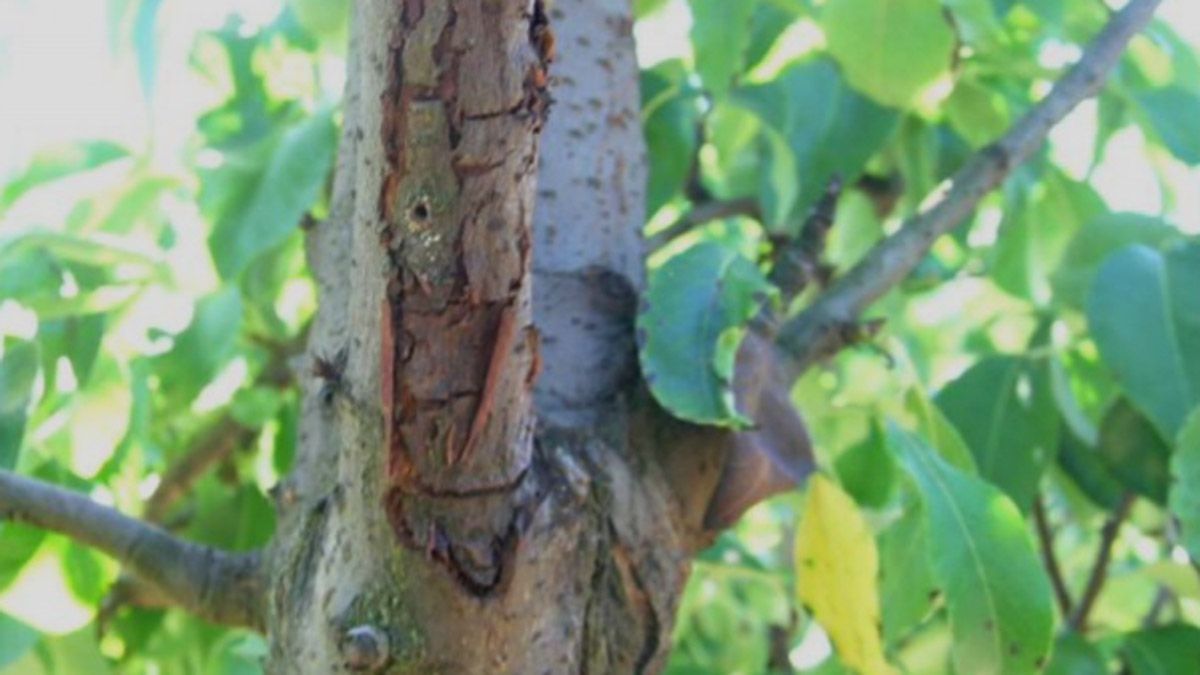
(376, 0), (551, 596)
(383, 460), (545, 598)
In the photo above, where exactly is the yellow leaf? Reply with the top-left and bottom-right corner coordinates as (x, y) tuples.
(796, 475), (893, 675)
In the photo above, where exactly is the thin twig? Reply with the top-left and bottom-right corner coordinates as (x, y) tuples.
(1142, 585), (1171, 628)
(775, 0), (1162, 370)
(100, 333), (301, 625)
(1069, 492), (1135, 632)
(1033, 494), (1073, 617)
(768, 175), (843, 302)
(648, 196), (761, 250)
(0, 470), (264, 631)
(144, 420), (257, 523)
(144, 332), (300, 523)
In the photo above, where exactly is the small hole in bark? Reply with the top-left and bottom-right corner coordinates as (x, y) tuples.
(412, 202), (430, 221)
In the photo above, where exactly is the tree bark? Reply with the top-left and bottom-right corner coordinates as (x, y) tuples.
(0, 1), (1159, 672)
(267, 1), (698, 672)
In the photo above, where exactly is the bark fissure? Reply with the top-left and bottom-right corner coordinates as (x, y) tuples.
(373, 0), (551, 610)
(0, 0), (1166, 671)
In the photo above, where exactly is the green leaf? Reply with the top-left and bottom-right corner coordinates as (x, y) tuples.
(905, 388), (977, 473)
(745, 2), (799, 71)
(1086, 242), (1200, 440)
(206, 632), (268, 675)
(1140, 561), (1200, 603)
(0, 246), (61, 306)
(836, 421), (895, 508)
(65, 357), (133, 478)
(942, 0), (1003, 48)
(945, 79), (1010, 147)
(286, 0), (349, 44)
(153, 287), (243, 406)
(821, 0), (956, 109)
(642, 62), (700, 217)
(993, 168), (1104, 304)
(273, 394), (298, 475)
(888, 425), (1054, 675)
(2, 230), (163, 270)
(0, 411), (25, 474)
(689, 0), (758, 96)
(34, 628), (112, 674)
(1169, 407), (1200, 561)
(93, 175), (178, 235)
(208, 108), (337, 279)
(0, 341), (38, 471)
(638, 243), (776, 426)
(1132, 85), (1200, 166)
(634, 0), (671, 18)
(1119, 625), (1200, 675)
(1044, 632), (1107, 675)
(935, 357), (1059, 510)
(0, 341), (38, 417)
(231, 387), (284, 429)
(732, 58), (899, 227)
(0, 613), (38, 670)
(133, 0), (163, 100)
(189, 483), (276, 552)
(0, 141), (130, 213)
(1052, 213), (1177, 309)
(37, 314), (105, 389)
(1057, 427), (1126, 511)
(0, 523), (44, 591)
(62, 543), (110, 604)
(878, 506), (937, 644)
(1096, 398), (1171, 505)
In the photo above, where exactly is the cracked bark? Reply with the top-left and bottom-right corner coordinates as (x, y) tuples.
(259, 0), (1159, 669)
(266, 0), (689, 672)
(0, 0), (1160, 670)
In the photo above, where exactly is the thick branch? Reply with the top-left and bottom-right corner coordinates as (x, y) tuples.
(0, 470), (263, 631)
(777, 0), (1161, 368)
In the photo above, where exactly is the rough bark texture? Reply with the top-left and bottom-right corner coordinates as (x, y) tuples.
(267, 1), (709, 672)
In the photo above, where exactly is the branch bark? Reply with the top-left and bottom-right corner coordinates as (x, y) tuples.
(1033, 494), (1073, 617)
(1069, 492), (1134, 632)
(647, 196), (761, 250)
(144, 335), (299, 523)
(776, 0), (1162, 368)
(0, 470), (264, 631)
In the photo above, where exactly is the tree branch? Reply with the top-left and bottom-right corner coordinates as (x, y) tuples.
(146, 331), (299, 523)
(776, 0), (1162, 369)
(0, 470), (264, 631)
(144, 421), (257, 524)
(648, 196), (761, 250)
(1069, 492), (1135, 632)
(1033, 494), (1073, 617)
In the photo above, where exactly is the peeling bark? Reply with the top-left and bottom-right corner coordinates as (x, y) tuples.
(267, 0), (689, 672)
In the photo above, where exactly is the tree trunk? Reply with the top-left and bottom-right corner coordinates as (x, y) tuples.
(267, 1), (716, 671)
(0, 1), (1156, 672)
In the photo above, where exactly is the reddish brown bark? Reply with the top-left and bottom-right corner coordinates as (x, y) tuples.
(375, 0), (549, 593)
